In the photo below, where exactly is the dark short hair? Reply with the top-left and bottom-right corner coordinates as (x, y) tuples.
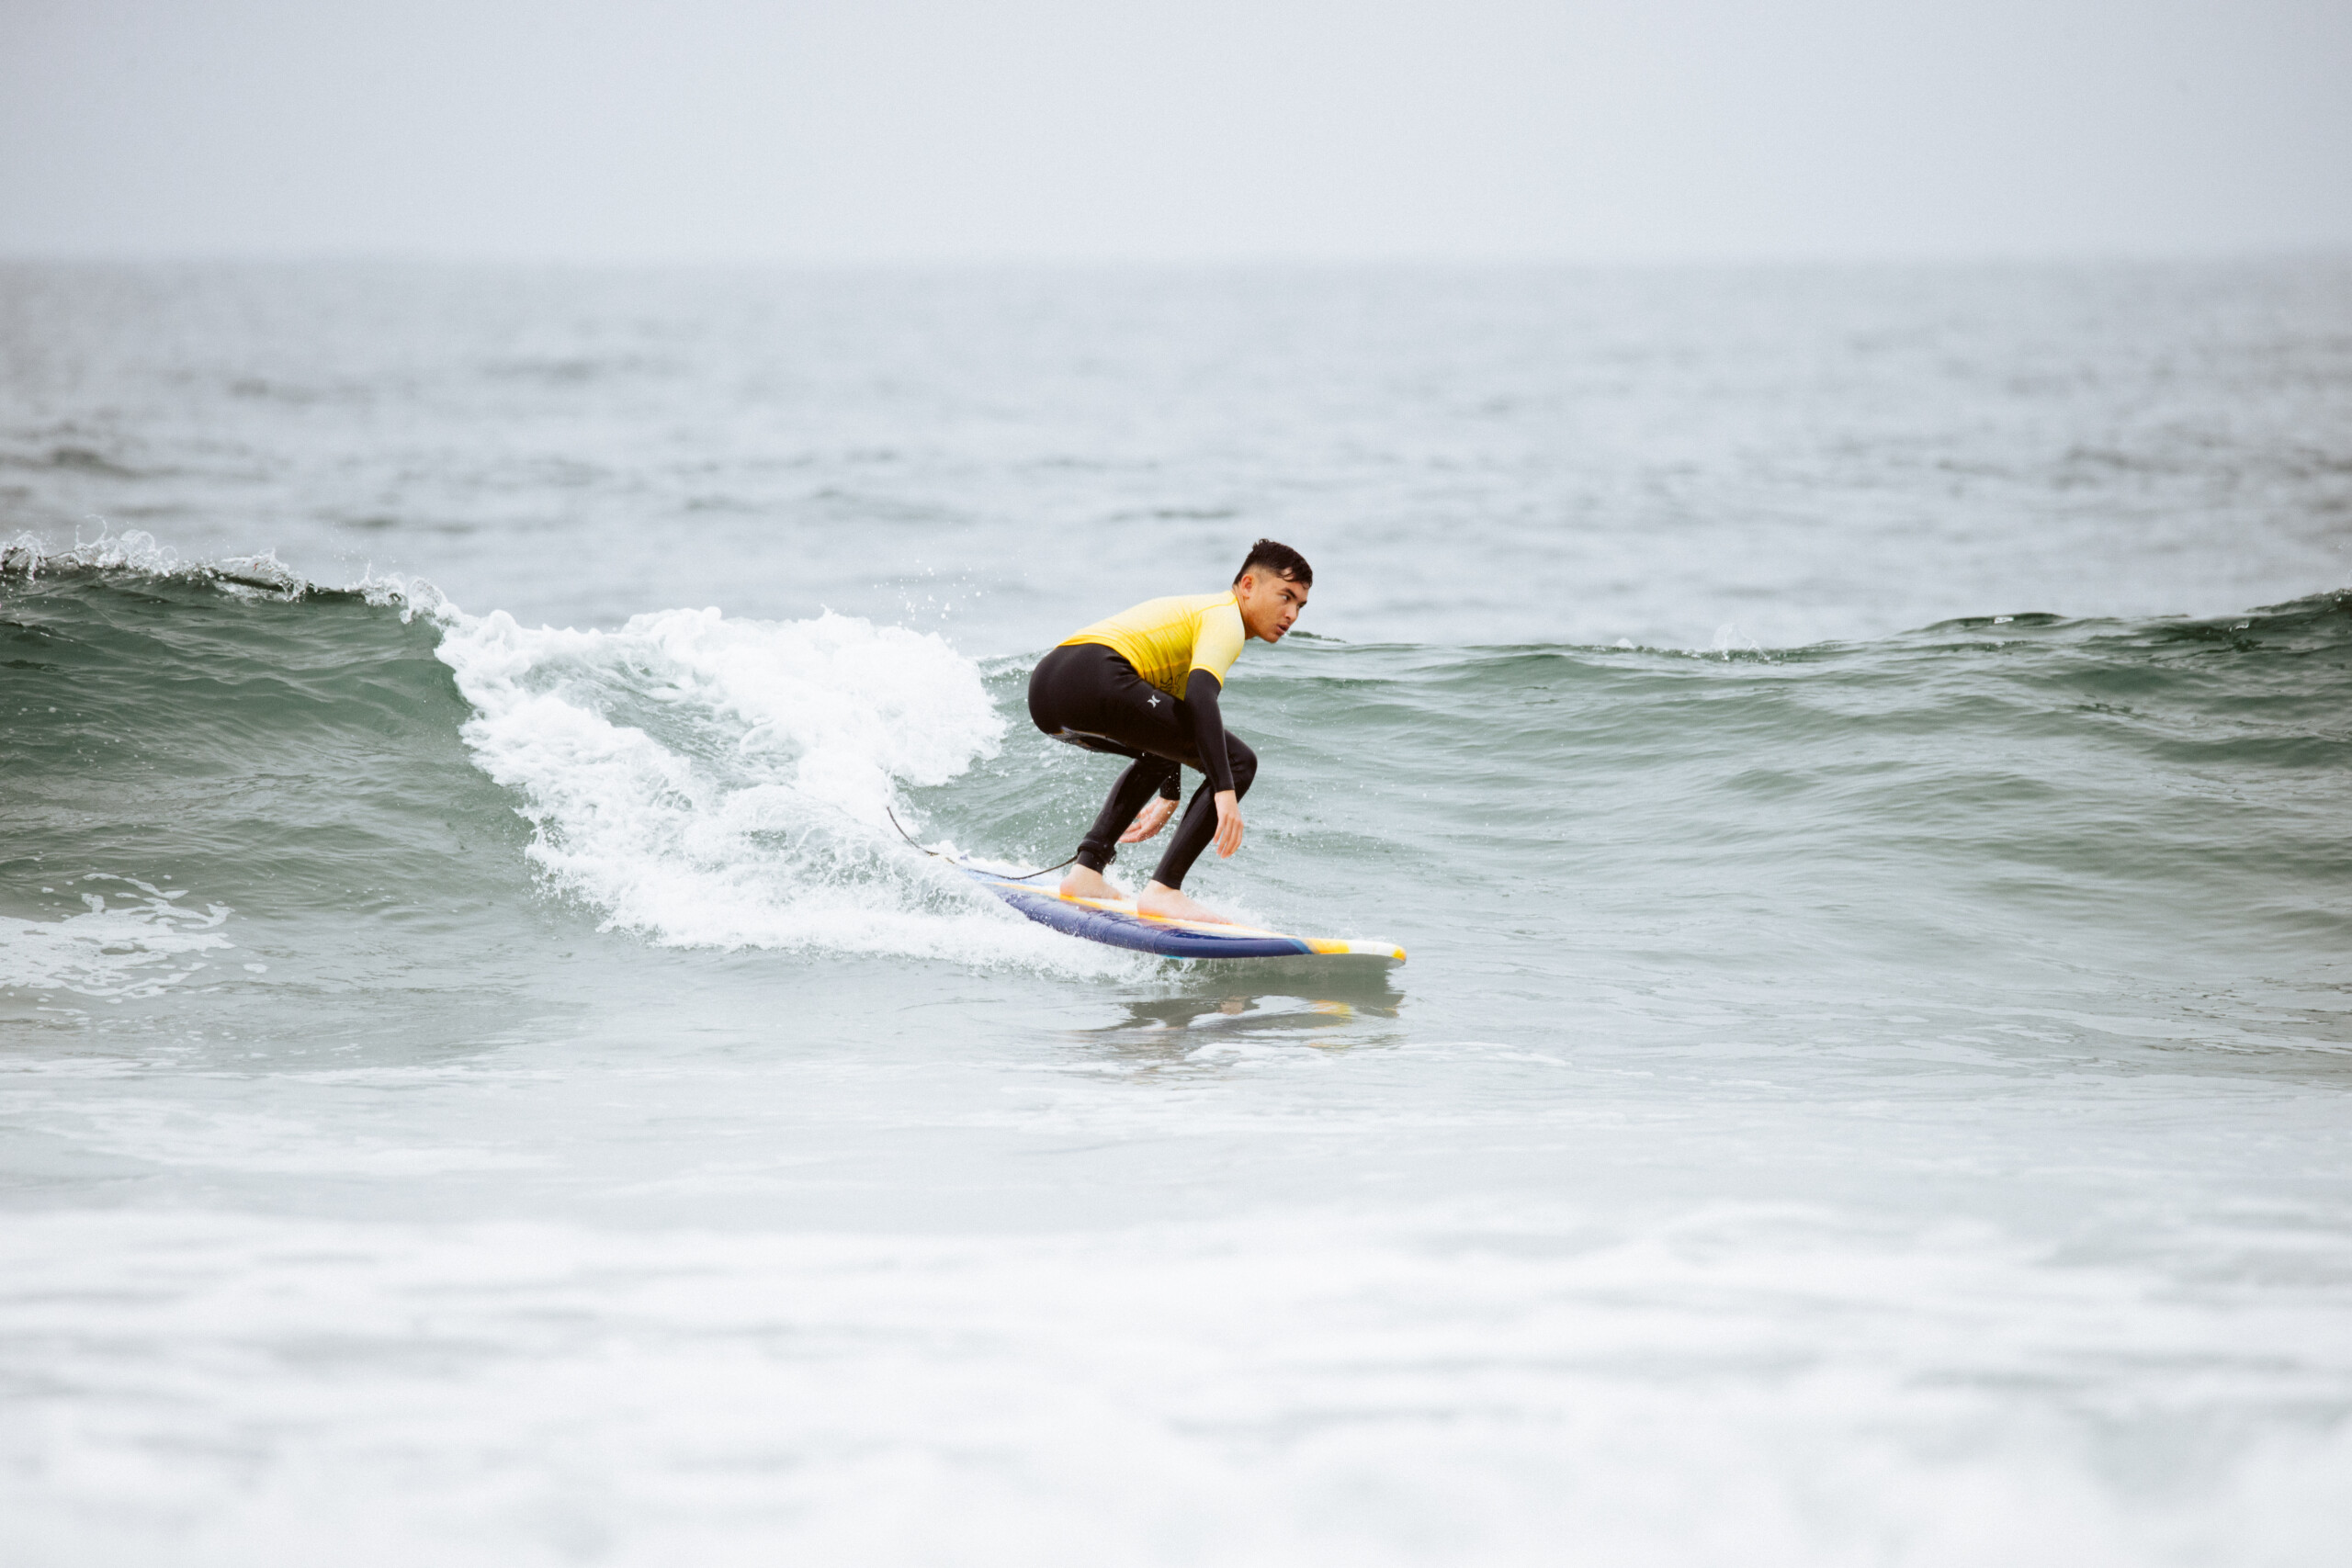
(1234, 538), (1313, 587)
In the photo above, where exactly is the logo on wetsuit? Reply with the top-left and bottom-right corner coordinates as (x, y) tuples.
(1148, 694), (1161, 707)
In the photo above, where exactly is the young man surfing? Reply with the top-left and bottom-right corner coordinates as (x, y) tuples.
(1026, 539), (1312, 924)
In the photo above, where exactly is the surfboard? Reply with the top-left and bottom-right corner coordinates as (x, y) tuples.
(957, 861), (1405, 963)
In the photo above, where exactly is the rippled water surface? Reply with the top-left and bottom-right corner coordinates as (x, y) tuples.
(4, 262), (2350, 1565)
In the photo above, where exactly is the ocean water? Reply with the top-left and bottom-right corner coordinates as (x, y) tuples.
(3, 261), (2349, 1565)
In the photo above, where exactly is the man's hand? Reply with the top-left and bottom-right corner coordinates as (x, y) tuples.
(1213, 790), (1243, 858)
(1120, 795), (1177, 844)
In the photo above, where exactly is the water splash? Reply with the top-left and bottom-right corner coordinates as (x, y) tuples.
(434, 602), (1125, 970)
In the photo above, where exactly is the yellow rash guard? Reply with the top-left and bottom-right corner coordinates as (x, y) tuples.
(1060, 592), (1248, 698)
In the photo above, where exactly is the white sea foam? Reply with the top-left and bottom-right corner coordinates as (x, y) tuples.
(0, 876), (232, 1000)
(433, 603), (1128, 971)
(3, 1204), (2346, 1567)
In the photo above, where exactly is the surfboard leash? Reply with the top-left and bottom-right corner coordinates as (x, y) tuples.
(885, 807), (1080, 882)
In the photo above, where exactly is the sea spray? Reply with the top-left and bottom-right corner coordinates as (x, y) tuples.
(433, 602), (1113, 962)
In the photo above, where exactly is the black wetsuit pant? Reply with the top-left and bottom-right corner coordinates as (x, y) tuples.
(1027, 643), (1259, 890)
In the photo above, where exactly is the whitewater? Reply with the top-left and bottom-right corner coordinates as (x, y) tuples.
(3, 262), (2349, 1565)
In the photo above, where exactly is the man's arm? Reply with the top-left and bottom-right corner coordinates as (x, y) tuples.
(1177, 599), (1249, 860)
(1185, 670), (1246, 860)
(1183, 670), (1235, 794)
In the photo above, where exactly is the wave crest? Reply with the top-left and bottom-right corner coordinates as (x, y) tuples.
(435, 604), (1102, 963)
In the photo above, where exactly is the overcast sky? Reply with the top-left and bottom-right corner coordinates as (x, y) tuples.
(3, 0), (2346, 264)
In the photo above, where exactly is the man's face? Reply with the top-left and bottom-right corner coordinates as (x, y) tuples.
(1235, 569), (1309, 643)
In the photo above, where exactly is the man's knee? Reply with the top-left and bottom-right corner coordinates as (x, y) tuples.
(1227, 737), (1259, 796)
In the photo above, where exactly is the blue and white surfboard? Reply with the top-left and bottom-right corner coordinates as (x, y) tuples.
(958, 862), (1405, 963)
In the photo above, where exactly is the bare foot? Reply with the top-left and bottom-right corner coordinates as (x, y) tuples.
(1135, 882), (1235, 924)
(1059, 865), (1125, 901)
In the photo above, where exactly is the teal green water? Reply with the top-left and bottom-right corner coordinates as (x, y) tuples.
(9, 566), (2346, 1051)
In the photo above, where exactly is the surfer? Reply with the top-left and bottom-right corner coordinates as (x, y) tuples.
(1026, 539), (1312, 924)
